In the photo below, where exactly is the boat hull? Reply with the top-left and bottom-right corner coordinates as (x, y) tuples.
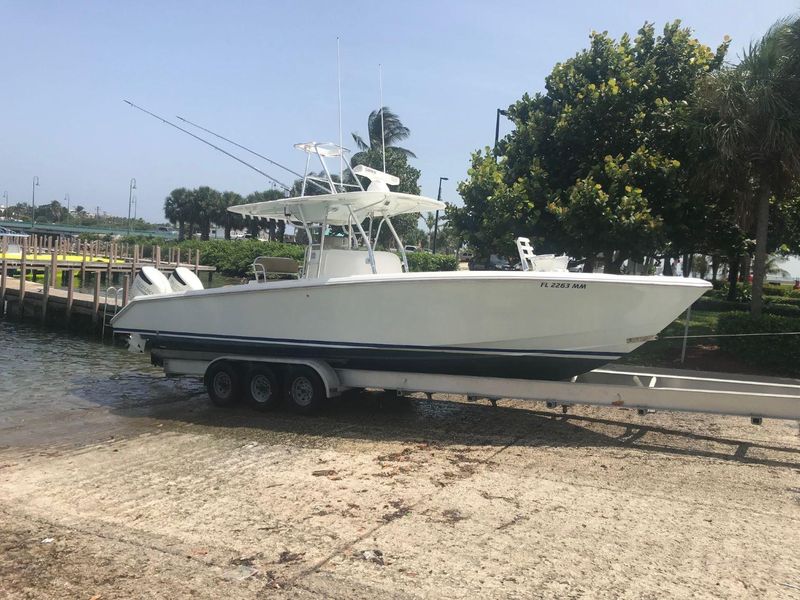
(111, 271), (709, 381)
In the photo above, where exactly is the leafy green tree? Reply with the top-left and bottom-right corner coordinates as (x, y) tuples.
(449, 148), (530, 258)
(452, 22), (728, 271)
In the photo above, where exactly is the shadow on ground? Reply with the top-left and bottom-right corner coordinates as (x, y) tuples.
(68, 372), (800, 470)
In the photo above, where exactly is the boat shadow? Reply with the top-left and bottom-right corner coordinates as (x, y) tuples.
(92, 377), (800, 471)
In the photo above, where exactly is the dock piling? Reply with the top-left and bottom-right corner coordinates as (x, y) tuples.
(92, 273), (100, 326)
(50, 250), (58, 288)
(66, 269), (74, 322)
(42, 266), (50, 323)
(19, 240), (27, 305)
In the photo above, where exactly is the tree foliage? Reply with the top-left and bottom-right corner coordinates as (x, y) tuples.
(450, 21), (729, 271)
(352, 107), (416, 158)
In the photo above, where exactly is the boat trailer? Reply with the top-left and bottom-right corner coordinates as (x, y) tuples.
(152, 349), (800, 424)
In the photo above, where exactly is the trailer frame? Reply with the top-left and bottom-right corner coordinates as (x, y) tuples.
(149, 348), (800, 423)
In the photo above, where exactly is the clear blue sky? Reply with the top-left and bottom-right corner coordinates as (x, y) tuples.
(1, 0), (798, 223)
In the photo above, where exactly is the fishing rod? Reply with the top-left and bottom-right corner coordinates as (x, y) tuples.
(174, 114), (330, 194)
(123, 100), (291, 191)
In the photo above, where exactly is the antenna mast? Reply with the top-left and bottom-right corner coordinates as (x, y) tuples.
(337, 37), (343, 191)
(379, 64), (386, 172)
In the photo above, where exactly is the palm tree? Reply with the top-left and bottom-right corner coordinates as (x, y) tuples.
(696, 17), (800, 316)
(351, 107), (416, 158)
(219, 191), (244, 240)
(164, 188), (191, 240)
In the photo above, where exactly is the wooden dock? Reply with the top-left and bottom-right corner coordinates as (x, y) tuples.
(0, 236), (216, 334)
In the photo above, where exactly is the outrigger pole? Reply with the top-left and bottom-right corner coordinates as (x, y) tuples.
(123, 100), (292, 191)
(175, 115), (330, 195)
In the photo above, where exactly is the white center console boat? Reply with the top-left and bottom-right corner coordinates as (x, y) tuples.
(111, 142), (710, 382)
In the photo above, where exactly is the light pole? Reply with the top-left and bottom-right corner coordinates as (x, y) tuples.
(31, 176), (39, 227)
(2, 191), (7, 219)
(432, 176), (448, 254)
(132, 193), (137, 221)
(63, 193), (70, 222)
(127, 178), (137, 235)
(494, 108), (508, 157)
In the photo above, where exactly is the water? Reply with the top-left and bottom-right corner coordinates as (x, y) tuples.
(0, 320), (203, 438)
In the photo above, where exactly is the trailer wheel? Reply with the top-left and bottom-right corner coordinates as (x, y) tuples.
(285, 366), (324, 413)
(245, 365), (281, 410)
(205, 362), (242, 407)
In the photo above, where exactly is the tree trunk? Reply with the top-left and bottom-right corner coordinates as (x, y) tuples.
(741, 255), (751, 283)
(277, 221), (286, 243)
(663, 255), (674, 276)
(750, 186), (771, 317)
(682, 253), (691, 277)
(711, 255), (719, 282)
(178, 220), (185, 241)
(582, 256), (596, 273)
(224, 224), (231, 240)
(726, 255), (739, 301)
(248, 219), (260, 238)
(603, 251), (624, 274)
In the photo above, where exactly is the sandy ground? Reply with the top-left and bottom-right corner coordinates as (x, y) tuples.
(1, 377), (799, 599)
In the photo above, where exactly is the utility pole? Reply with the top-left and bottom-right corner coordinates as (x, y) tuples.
(495, 108), (508, 157)
(432, 176), (448, 254)
(31, 176), (39, 227)
(127, 178), (137, 235)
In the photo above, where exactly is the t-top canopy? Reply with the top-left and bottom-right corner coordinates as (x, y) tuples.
(227, 191), (445, 226)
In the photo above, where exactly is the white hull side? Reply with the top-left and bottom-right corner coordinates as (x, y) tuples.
(112, 272), (708, 370)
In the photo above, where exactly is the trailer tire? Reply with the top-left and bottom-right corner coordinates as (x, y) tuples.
(205, 362), (242, 407)
(245, 365), (281, 410)
(285, 366), (324, 414)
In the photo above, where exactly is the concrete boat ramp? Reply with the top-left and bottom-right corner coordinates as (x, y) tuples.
(0, 367), (798, 598)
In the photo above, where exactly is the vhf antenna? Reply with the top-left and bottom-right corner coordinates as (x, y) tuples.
(124, 100), (291, 191)
(379, 64), (386, 172)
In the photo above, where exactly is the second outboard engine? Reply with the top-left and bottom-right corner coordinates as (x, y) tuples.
(131, 266), (172, 298)
(168, 266), (204, 293)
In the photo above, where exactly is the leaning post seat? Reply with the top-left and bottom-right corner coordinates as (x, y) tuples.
(252, 256), (302, 282)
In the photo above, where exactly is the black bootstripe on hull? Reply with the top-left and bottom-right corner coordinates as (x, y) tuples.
(147, 335), (613, 381)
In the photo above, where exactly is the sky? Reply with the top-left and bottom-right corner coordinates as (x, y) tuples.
(1, 1), (798, 240)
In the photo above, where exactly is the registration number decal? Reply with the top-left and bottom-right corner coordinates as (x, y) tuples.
(540, 282), (587, 289)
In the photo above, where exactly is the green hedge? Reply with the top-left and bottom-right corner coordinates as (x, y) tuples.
(717, 313), (800, 376)
(406, 252), (459, 272)
(174, 240), (305, 277)
(763, 285), (790, 297)
(158, 241), (458, 276)
(694, 297), (800, 317)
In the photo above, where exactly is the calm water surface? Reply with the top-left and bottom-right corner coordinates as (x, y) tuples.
(0, 319), (202, 423)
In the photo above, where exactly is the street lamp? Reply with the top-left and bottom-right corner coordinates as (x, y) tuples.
(31, 176), (39, 227)
(432, 176), (449, 254)
(63, 193), (70, 222)
(495, 108), (509, 156)
(132, 193), (137, 221)
(127, 178), (137, 235)
(1, 191), (7, 219)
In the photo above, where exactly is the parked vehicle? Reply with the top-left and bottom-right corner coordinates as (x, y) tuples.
(468, 254), (512, 271)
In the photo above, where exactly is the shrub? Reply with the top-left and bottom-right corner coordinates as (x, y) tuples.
(173, 240), (304, 277)
(717, 313), (800, 376)
(406, 252), (459, 272)
(762, 285), (789, 297)
(693, 297), (800, 317)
